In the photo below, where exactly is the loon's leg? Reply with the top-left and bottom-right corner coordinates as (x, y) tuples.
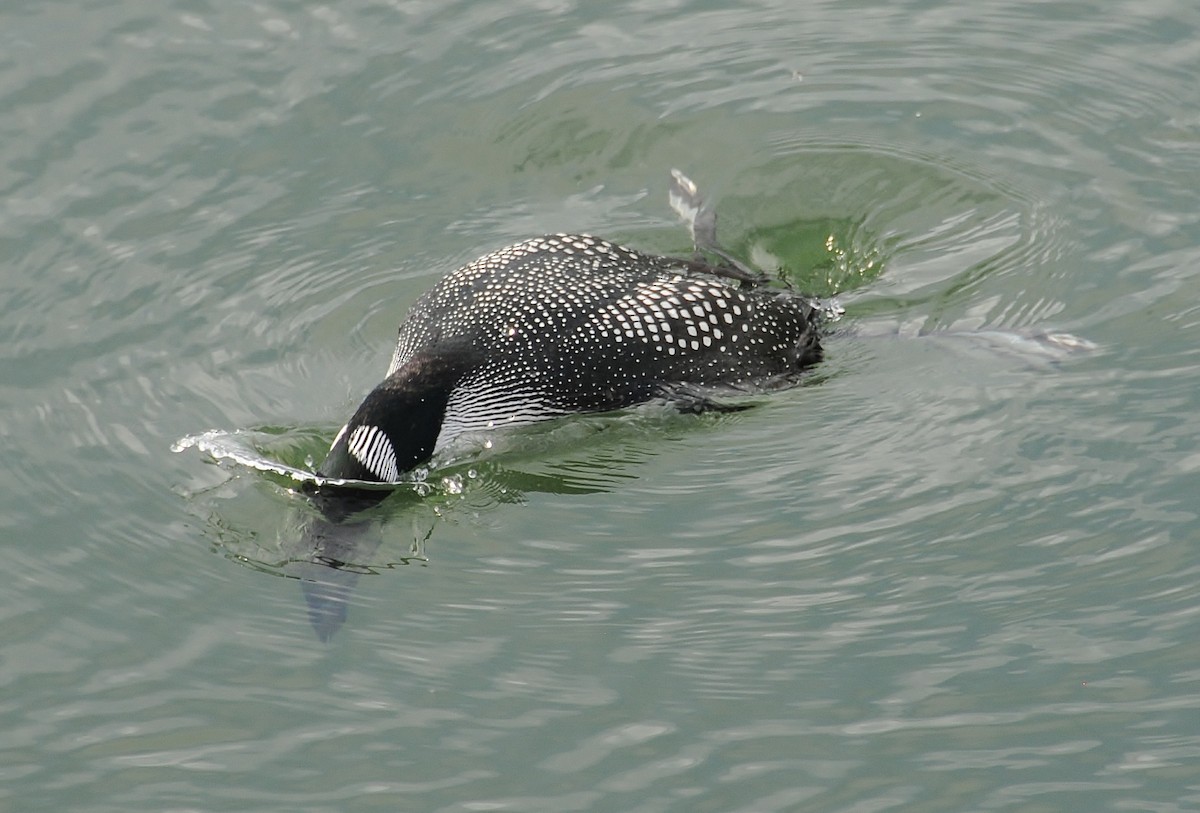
(668, 168), (767, 286)
(656, 380), (758, 414)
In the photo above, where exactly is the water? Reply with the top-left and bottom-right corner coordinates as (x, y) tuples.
(4, 0), (1199, 810)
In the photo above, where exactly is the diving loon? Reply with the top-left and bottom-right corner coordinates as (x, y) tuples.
(314, 175), (825, 488)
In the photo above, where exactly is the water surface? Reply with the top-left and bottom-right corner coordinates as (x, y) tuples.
(3, 1), (1199, 811)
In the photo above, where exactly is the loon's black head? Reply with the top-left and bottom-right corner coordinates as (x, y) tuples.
(315, 349), (471, 489)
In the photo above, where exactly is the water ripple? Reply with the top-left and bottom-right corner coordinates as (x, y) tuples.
(5, 0), (1200, 811)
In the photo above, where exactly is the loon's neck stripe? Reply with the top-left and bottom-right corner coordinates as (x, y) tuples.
(347, 424), (400, 483)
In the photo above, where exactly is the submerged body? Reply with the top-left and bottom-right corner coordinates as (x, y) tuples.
(315, 233), (824, 486)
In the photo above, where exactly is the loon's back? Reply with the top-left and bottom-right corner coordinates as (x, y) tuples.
(316, 233), (823, 485)
(392, 233), (820, 429)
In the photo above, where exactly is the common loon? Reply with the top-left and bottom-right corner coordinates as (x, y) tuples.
(314, 175), (825, 489)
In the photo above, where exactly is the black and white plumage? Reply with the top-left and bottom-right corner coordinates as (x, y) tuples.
(315, 233), (824, 487)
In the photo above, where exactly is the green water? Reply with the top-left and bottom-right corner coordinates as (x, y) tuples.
(4, 1), (1199, 811)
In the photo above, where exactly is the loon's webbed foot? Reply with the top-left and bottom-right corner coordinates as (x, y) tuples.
(669, 168), (769, 287)
(655, 380), (757, 414)
(682, 256), (771, 287)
